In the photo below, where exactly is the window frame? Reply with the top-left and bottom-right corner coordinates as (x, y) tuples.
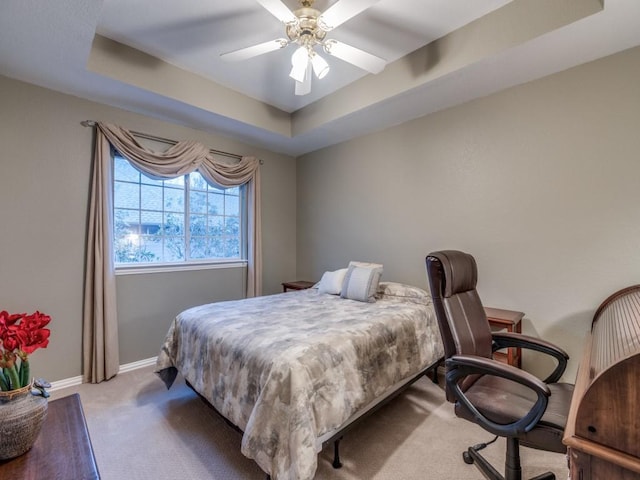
(112, 153), (248, 274)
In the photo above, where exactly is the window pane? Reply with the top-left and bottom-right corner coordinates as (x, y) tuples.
(189, 236), (208, 259)
(189, 172), (208, 191)
(189, 191), (207, 214)
(208, 193), (224, 215)
(225, 194), (240, 216)
(141, 185), (163, 212)
(141, 235), (162, 262)
(209, 237), (224, 258)
(114, 182), (140, 209)
(114, 233), (154, 263)
(164, 177), (184, 188)
(225, 237), (240, 258)
(190, 214), (206, 235)
(208, 216), (224, 236)
(114, 157), (140, 182)
(164, 238), (185, 262)
(140, 173), (163, 186)
(164, 213), (184, 235)
(114, 208), (140, 234)
(225, 216), (240, 236)
(164, 187), (184, 212)
(226, 186), (240, 195)
(140, 211), (162, 235)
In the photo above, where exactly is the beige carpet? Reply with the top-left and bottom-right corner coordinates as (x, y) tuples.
(52, 366), (569, 479)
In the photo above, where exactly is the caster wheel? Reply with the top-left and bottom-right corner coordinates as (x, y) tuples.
(463, 451), (474, 465)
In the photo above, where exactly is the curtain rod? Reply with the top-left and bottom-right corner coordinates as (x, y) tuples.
(81, 120), (262, 164)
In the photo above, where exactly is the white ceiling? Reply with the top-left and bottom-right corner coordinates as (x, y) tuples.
(96, 0), (512, 113)
(1, 0), (640, 156)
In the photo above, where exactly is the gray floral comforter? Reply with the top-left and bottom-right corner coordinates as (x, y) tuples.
(155, 287), (443, 480)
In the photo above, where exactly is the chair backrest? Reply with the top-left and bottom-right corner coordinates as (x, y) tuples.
(425, 250), (493, 361)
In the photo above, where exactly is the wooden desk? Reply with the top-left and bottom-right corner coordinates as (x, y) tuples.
(564, 285), (640, 479)
(282, 280), (315, 292)
(485, 307), (524, 368)
(0, 393), (100, 479)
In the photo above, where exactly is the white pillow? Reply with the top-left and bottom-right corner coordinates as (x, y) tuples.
(348, 261), (384, 269)
(318, 268), (348, 295)
(340, 262), (383, 303)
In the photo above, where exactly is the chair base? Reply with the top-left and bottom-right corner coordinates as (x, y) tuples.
(463, 437), (556, 480)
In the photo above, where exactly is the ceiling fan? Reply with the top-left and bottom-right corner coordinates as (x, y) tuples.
(221, 0), (386, 96)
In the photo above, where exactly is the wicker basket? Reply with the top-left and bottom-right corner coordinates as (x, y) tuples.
(0, 383), (48, 460)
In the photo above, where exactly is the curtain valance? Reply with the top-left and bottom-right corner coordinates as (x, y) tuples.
(97, 122), (259, 187)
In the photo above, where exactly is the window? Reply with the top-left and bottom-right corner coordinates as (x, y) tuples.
(113, 154), (245, 266)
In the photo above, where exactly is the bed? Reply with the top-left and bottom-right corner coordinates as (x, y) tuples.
(155, 279), (444, 480)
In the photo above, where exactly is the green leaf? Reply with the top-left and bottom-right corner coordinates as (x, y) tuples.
(0, 370), (9, 391)
(19, 360), (30, 388)
(6, 366), (21, 391)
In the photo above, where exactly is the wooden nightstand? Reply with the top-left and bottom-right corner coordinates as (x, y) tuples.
(282, 280), (315, 292)
(485, 307), (524, 368)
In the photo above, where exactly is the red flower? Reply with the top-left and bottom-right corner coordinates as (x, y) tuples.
(2, 335), (19, 352)
(0, 311), (24, 328)
(22, 328), (50, 354)
(0, 310), (51, 356)
(22, 311), (51, 330)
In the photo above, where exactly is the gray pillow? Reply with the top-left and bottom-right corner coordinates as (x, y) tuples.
(340, 262), (383, 302)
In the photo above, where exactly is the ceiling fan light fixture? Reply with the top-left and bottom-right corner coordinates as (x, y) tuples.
(311, 52), (329, 79)
(289, 63), (308, 83)
(222, 0), (386, 96)
(295, 64), (312, 96)
(289, 46), (309, 82)
(291, 45), (308, 66)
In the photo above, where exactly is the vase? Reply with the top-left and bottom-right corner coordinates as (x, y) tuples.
(0, 382), (48, 460)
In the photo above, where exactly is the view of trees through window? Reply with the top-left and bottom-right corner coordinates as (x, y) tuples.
(113, 155), (243, 265)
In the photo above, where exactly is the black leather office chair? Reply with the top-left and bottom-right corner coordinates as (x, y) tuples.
(425, 250), (574, 480)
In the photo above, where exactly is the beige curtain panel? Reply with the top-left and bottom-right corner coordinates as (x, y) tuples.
(83, 122), (262, 383)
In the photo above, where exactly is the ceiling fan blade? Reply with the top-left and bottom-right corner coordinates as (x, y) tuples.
(323, 40), (385, 74)
(221, 38), (288, 61)
(318, 0), (383, 31)
(256, 0), (297, 24)
(295, 63), (312, 96)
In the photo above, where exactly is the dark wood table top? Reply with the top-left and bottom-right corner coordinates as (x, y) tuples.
(0, 393), (100, 479)
(282, 280), (315, 291)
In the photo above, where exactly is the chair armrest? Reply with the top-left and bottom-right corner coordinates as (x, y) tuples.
(492, 332), (569, 383)
(445, 354), (551, 437)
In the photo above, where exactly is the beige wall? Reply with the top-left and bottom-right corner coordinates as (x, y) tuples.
(296, 46), (640, 381)
(0, 75), (297, 382)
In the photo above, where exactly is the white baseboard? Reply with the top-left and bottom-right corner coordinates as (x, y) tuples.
(49, 356), (158, 392)
(50, 375), (84, 391)
(118, 356), (158, 374)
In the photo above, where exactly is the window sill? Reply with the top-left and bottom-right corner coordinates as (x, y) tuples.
(115, 260), (247, 276)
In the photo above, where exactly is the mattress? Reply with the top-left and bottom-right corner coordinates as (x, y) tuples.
(156, 284), (443, 479)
